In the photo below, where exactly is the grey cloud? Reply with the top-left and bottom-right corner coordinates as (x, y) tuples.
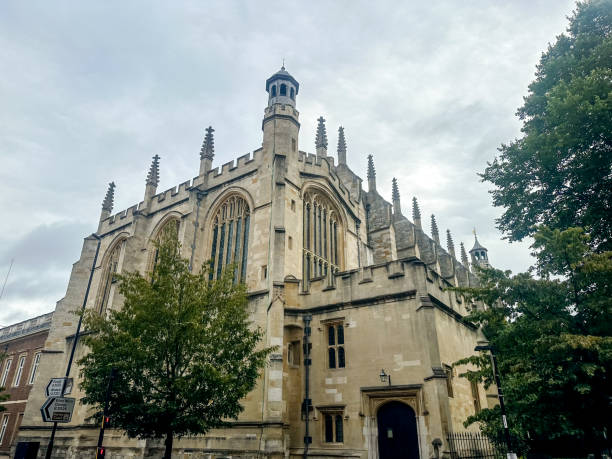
(0, 0), (576, 323)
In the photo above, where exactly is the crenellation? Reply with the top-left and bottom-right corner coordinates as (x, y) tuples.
(221, 159), (237, 174)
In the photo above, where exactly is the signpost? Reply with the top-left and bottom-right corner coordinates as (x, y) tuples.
(45, 378), (73, 397)
(41, 397), (75, 423)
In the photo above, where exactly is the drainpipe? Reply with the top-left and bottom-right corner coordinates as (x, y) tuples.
(302, 314), (312, 458)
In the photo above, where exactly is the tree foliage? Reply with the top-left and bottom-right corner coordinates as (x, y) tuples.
(78, 226), (272, 458)
(482, 0), (612, 250)
(453, 227), (612, 455)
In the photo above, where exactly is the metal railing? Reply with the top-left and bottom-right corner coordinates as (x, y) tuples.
(447, 432), (506, 459)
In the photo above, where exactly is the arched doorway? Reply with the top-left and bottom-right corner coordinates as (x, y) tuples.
(377, 401), (419, 459)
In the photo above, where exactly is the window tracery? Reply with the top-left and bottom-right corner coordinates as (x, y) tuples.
(303, 189), (342, 281)
(96, 239), (125, 315)
(147, 218), (180, 276)
(209, 194), (250, 282)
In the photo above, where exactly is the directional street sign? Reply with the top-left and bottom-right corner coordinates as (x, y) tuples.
(41, 397), (75, 423)
(45, 377), (73, 397)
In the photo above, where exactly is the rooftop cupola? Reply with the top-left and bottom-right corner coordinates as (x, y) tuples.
(265, 65), (299, 108)
(469, 230), (490, 268)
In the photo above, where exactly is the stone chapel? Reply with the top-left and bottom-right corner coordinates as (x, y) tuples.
(16, 66), (493, 459)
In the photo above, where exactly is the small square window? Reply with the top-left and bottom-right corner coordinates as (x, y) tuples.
(327, 323), (346, 369)
(320, 410), (344, 443)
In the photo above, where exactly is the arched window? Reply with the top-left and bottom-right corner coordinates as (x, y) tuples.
(96, 239), (125, 315)
(280, 84), (287, 96)
(303, 189), (342, 280)
(209, 194), (250, 282)
(290, 87), (295, 100)
(271, 85), (277, 97)
(147, 218), (180, 275)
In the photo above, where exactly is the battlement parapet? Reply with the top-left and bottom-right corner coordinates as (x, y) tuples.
(298, 151), (359, 207)
(293, 258), (420, 310)
(285, 257), (467, 317)
(204, 149), (262, 190)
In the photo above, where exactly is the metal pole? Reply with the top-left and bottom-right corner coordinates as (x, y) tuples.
(489, 350), (516, 459)
(45, 234), (101, 459)
(97, 367), (117, 453)
(303, 314), (312, 459)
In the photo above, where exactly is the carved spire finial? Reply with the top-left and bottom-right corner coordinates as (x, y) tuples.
(446, 229), (456, 258)
(412, 197), (422, 228)
(392, 178), (401, 215)
(146, 155), (160, 187)
(200, 126), (215, 161)
(102, 182), (115, 213)
(431, 214), (440, 244)
(337, 126), (347, 164)
(460, 242), (469, 267)
(392, 178), (399, 201)
(316, 116), (328, 156)
(367, 154), (376, 192)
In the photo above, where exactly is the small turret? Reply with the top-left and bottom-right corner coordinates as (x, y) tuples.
(315, 116), (328, 157)
(469, 230), (490, 268)
(337, 126), (347, 165)
(199, 126), (215, 176)
(430, 215), (440, 245)
(392, 178), (401, 215)
(100, 182), (115, 222)
(265, 65), (299, 108)
(145, 155), (160, 203)
(446, 229), (456, 259)
(367, 155), (376, 192)
(412, 197), (422, 229)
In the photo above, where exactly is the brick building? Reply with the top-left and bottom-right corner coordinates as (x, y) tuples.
(0, 313), (52, 458)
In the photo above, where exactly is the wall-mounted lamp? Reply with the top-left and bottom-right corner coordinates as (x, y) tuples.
(379, 368), (391, 386)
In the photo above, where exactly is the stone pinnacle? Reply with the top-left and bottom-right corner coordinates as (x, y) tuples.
(146, 155), (160, 187)
(200, 126), (215, 160)
(102, 182), (116, 213)
(337, 126), (347, 164)
(431, 214), (440, 244)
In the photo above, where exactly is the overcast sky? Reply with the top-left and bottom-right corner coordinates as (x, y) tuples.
(0, 0), (577, 325)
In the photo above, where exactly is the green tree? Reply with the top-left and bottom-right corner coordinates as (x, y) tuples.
(482, 0), (612, 250)
(454, 227), (612, 455)
(78, 227), (273, 459)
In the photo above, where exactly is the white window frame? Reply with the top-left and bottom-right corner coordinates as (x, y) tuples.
(12, 355), (26, 387)
(28, 352), (42, 385)
(0, 359), (11, 387)
(0, 414), (9, 446)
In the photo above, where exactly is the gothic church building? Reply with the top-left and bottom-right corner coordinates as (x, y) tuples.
(17, 67), (492, 459)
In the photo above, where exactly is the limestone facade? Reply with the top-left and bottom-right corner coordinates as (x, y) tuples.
(16, 67), (491, 458)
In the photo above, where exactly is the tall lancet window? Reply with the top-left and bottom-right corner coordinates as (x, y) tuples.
(303, 189), (342, 281)
(209, 195), (250, 283)
(96, 239), (125, 315)
(147, 218), (181, 276)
